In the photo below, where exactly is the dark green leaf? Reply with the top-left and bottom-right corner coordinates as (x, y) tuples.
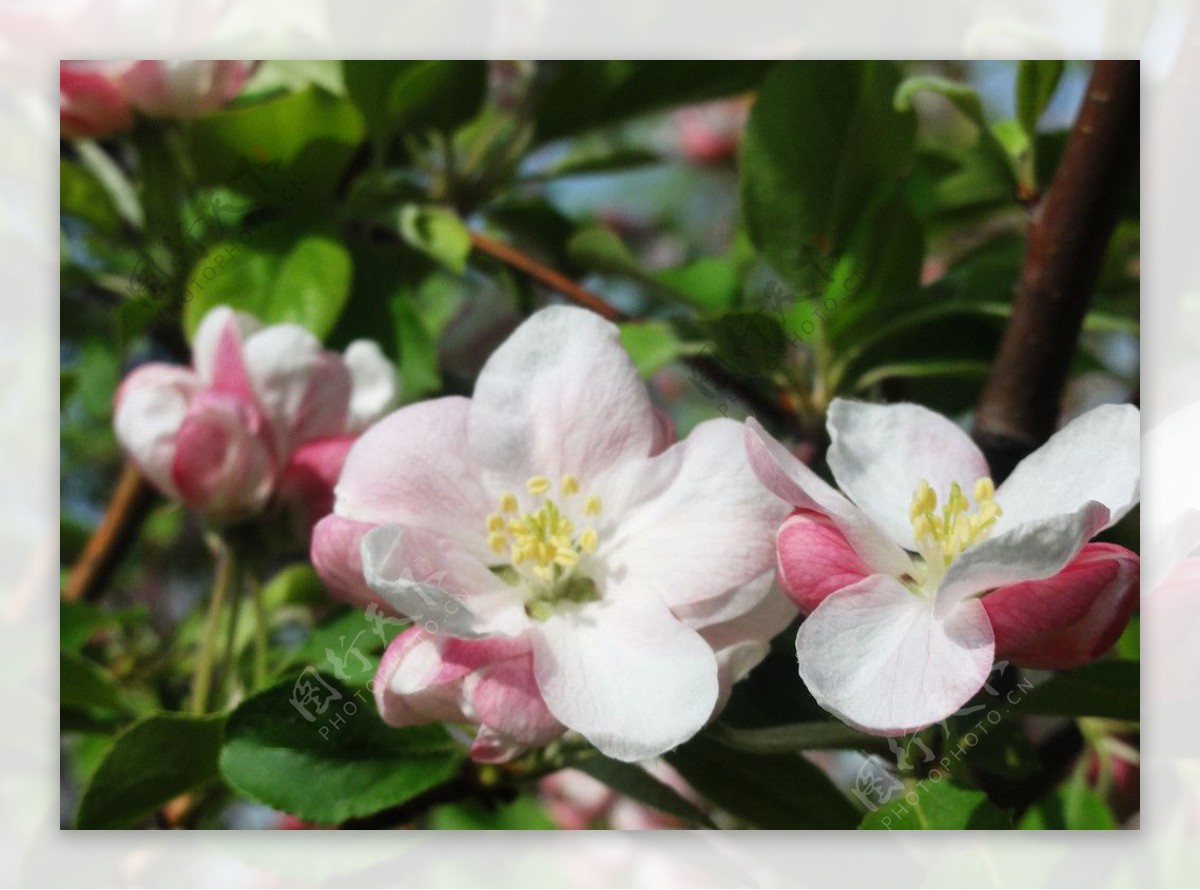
(667, 734), (859, 828)
(574, 754), (716, 828)
(391, 291), (442, 400)
(566, 226), (644, 278)
(60, 159), (122, 233)
(895, 75), (986, 128)
(1016, 61), (1066, 138)
(700, 309), (788, 378)
(741, 61), (914, 290)
(61, 603), (150, 652)
(859, 779), (1011, 830)
(186, 87), (364, 209)
(61, 649), (129, 715)
(531, 146), (662, 180)
(956, 720), (1040, 780)
(76, 713), (225, 828)
(183, 221), (353, 340)
(534, 61), (774, 144)
(219, 674), (464, 824)
(1011, 661), (1139, 722)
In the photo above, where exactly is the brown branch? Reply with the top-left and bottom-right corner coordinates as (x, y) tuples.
(468, 230), (793, 427)
(972, 60), (1139, 481)
(64, 462), (158, 603)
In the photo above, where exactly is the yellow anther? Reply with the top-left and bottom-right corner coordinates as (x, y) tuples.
(913, 515), (932, 541)
(488, 533), (508, 554)
(527, 476), (551, 495)
(507, 518), (528, 535)
(584, 495), (603, 516)
(537, 542), (556, 564)
(909, 480), (936, 520)
(974, 477), (995, 502)
(561, 475), (580, 495)
(579, 527), (598, 553)
(487, 514), (505, 533)
(555, 548), (579, 567)
(500, 493), (519, 513)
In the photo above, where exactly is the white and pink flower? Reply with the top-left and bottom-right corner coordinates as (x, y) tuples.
(313, 306), (792, 762)
(747, 398), (1140, 736)
(60, 60), (253, 139)
(114, 306), (398, 526)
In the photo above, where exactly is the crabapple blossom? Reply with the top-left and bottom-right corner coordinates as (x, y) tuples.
(114, 306), (398, 526)
(60, 60), (253, 138)
(313, 305), (792, 762)
(746, 398), (1140, 736)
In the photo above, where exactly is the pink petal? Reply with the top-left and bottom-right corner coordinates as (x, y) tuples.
(983, 543), (1139, 670)
(60, 62), (134, 138)
(776, 509), (873, 613)
(471, 650), (564, 749)
(333, 397), (493, 555)
(278, 435), (356, 532)
(744, 418), (911, 577)
(170, 392), (275, 519)
(119, 60), (251, 118)
(311, 514), (384, 611)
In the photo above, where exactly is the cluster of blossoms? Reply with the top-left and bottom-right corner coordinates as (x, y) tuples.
(61, 61), (254, 139)
(115, 302), (1140, 762)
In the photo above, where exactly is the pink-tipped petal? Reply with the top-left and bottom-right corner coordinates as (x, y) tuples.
(113, 363), (199, 499)
(745, 418), (910, 577)
(984, 543), (1139, 670)
(311, 514), (381, 611)
(60, 62), (134, 138)
(471, 651), (565, 750)
(775, 509), (874, 613)
(333, 397), (493, 554)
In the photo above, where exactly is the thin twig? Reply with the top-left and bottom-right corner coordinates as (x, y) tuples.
(972, 60), (1139, 480)
(468, 230), (793, 427)
(64, 462), (158, 603)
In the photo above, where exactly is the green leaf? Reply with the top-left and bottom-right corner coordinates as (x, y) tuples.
(219, 674), (465, 825)
(61, 603), (150, 652)
(741, 61), (914, 290)
(243, 60), (346, 98)
(76, 713), (225, 828)
(667, 734), (859, 828)
(73, 140), (143, 230)
(859, 779), (1011, 830)
(1011, 661), (1139, 722)
(61, 649), (130, 715)
(534, 61), (774, 144)
(1019, 782), (1116, 830)
(61, 158), (122, 233)
(183, 221), (353, 340)
(707, 721), (893, 756)
(344, 61), (486, 157)
(700, 309), (789, 378)
(574, 754), (716, 828)
(429, 795), (557, 829)
(1016, 61), (1065, 138)
(956, 720), (1040, 780)
(186, 87), (364, 209)
(391, 291), (442, 399)
(530, 146), (662, 181)
(895, 75), (986, 128)
(399, 205), (472, 274)
(619, 321), (683, 377)
(654, 257), (741, 313)
(566, 226), (644, 278)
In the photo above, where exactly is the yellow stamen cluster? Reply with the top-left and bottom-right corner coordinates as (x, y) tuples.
(486, 475), (601, 582)
(909, 476), (1002, 568)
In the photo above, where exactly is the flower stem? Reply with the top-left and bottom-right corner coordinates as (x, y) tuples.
(249, 569), (268, 688)
(190, 544), (238, 715)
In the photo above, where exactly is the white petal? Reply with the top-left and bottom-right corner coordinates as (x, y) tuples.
(113, 363), (199, 498)
(597, 419), (790, 612)
(745, 417), (910, 576)
(937, 502), (1112, 611)
(240, 322), (337, 456)
(360, 525), (528, 638)
(796, 575), (994, 736)
(995, 403), (1140, 534)
(826, 399), (990, 548)
(468, 305), (658, 490)
(531, 593), (718, 762)
(343, 339), (399, 433)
